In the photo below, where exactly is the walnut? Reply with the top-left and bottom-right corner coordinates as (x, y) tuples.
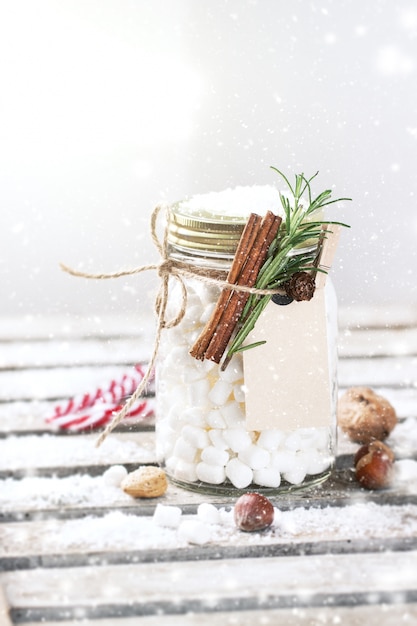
(338, 386), (397, 444)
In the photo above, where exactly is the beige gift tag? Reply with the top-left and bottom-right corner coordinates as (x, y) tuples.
(243, 288), (332, 431)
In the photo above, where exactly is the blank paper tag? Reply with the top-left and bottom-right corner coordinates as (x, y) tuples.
(243, 289), (332, 431)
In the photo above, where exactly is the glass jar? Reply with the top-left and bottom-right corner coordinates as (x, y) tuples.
(155, 193), (338, 495)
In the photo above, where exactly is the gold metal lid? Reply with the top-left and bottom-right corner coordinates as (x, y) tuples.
(168, 204), (246, 257)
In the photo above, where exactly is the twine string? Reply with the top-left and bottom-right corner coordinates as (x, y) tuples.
(60, 204), (286, 446)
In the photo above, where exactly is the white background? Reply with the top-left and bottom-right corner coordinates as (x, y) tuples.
(1, 0), (416, 319)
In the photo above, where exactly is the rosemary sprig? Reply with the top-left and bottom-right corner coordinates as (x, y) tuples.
(223, 168), (350, 365)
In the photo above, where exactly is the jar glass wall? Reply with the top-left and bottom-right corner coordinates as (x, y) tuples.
(155, 233), (339, 495)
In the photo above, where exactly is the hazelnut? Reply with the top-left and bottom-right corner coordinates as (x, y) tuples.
(354, 440), (395, 490)
(338, 386), (397, 444)
(234, 492), (274, 532)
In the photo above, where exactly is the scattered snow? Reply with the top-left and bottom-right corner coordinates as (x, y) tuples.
(178, 185), (283, 219)
(0, 474), (133, 511)
(0, 434), (154, 471)
(2, 501), (417, 555)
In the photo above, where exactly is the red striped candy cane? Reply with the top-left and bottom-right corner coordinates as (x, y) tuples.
(46, 365), (154, 431)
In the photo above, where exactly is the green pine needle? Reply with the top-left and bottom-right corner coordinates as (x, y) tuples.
(223, 168), (351, 366)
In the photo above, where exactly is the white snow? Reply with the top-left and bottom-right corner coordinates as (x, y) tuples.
(2, 501), (417, 554)
(178, 185), (283, 219)
(0, 434), (154, 471)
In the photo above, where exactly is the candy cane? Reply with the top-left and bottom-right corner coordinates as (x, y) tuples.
(46, 365), (155, 431)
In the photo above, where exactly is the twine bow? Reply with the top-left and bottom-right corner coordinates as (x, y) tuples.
(61, 204), (290, 446)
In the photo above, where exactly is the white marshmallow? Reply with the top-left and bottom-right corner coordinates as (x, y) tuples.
(253, 467), (282, 488)
(223, 428), (252, 453)
(257, 429), (285, 451)
(283, 466), (307, 485)
(201, 446), (229, 466)
(165, 456), (178, 474)
(183, 303), (203, 325)
(233, 383), (246, 403)
(153, 504), (182, 529)
(183, 363), (211, 383)
(197, 502), (221, 525)
(304, 450), (332, 475)
(206, 409), (226, 429)
(102, 465), (128, 487)
(181, 424), (210, 450)
(196, 461), (226, 485)
(284, 431), (303, 451)
(218, 360), (243, 383)
(172, 458), (199, 482)
(270, 450), (298, 473)
(165, 399), (187, 429)
(220, 401), (245, 427)
(311, 427), (331, 450)
(173, 437), (198, 463)
(218, 507), (235, 526)
(238, 444), (270, 470)
(182, 408), (207, 428)
(164, 345), (189, 371)
(187, 378), (211, 406)
(200, 301), (216, 324)
(183, 284), (201, 308)
(208, 379), (233, 406)
(177, 519), (211, 545)
(226, 458), (253, 489)
(208, 429), (229, 450)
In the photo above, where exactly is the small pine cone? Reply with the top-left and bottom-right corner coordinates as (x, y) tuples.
(284, 271), (316, 301)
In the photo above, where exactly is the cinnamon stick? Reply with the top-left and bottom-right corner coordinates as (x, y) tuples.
(190, 213), (262, 359)
(204, 211), (282, 363)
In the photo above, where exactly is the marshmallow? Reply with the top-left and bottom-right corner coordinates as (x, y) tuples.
(153, 504), (182, 528)
(208, 379), (233, 406)
(200, 301), (216, 324)
(271, 450), (298, 473)
(253, 467), (282, 488)
(181, 425), (210, 450)
(172, 458), (199, 482)
(233, 383), (246, 403)
(220, 401), (245, 427)
(173, 437), (198, 463)
(182, 408), (207, 428)
(196, 461), (226, 485)
(164, 346), (189, 372)
(208, 429), (229, 450)
(304, 450), (332, 475)
(102, 465), (128, 487)
(226, 458), (253, 489)
(187, 378), (211, 406)
(197, 502), (221, 525)
(257, 429), (285, 451)
(201, 446), (229, 466)
(206, 409), (226, 429)
(311, 427), (331, 450)
(283, 466), (307, 485)
(183, 303), (203, 326)
(284, 431), (303, 451)
(218, 362), (243, 383)
(223, 427), (252, 453)
(238, 444), (270, 470)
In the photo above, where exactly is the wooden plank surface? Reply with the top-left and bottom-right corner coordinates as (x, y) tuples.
(0, 308), (417, 625)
